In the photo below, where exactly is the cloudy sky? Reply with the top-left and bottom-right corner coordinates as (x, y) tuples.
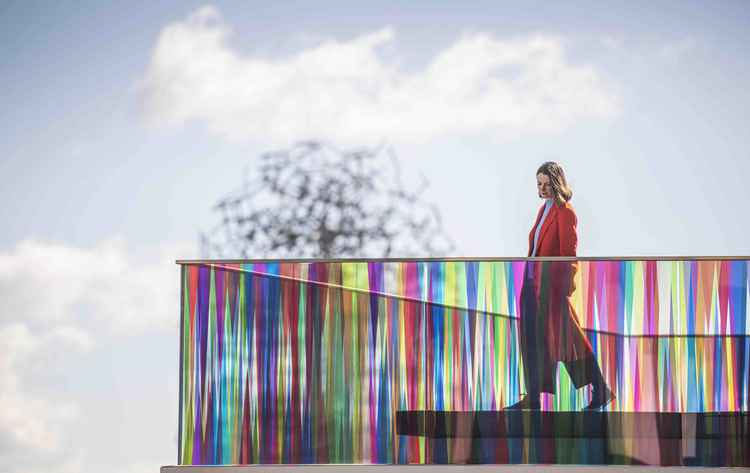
(1, 1), (749, 471)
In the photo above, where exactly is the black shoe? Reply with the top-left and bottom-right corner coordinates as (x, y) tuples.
(583, 387), (615, 411)
(504, 395), (541, 410)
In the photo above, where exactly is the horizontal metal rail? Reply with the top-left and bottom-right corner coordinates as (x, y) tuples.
(178, 256), (750, 264)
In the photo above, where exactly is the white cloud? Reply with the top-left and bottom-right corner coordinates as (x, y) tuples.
(0, 323), (83, 453)
(139, 5), (619, 144)
(0, 238), (191, 473)
(0, 238), (188, 334)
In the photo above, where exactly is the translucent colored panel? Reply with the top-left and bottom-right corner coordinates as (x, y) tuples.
(177, 259), (749, 466)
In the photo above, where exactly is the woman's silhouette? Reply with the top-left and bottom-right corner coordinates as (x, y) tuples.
(506, 162), (614, 410)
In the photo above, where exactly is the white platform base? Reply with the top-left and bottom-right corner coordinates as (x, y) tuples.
(161, 466), (748, 472)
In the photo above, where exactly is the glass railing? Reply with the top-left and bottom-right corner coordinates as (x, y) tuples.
(176, 258), (749, 466)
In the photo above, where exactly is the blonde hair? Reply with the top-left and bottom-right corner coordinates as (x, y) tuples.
(536, 161), (573, 206)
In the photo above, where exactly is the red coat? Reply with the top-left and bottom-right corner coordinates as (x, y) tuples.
(520, 201), (594, 392)
(528, 200), (577, 257)
(527, 200), (579, 295)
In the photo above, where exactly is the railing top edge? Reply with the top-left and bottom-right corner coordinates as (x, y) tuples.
(176, 256), (750, 265)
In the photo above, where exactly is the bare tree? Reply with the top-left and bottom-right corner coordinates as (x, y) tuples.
(201, 141), (453, 259)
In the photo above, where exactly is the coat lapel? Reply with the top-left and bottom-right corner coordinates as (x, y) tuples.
(528, 205), (545, 256)
(535, 203), (558, 256)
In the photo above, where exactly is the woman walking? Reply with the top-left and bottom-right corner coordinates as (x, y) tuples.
(505, 162), (614, 411)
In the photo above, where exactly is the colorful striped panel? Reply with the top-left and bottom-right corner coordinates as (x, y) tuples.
(177, 260), (749, 465)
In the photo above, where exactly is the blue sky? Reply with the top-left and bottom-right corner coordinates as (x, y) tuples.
(1, 1), (749, 472)
(2, 0), (749, 254)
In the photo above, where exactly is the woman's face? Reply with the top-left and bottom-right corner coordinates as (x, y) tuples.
(537, 173), (553, 199)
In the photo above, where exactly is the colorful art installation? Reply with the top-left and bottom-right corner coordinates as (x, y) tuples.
(177, 259), (749, 466)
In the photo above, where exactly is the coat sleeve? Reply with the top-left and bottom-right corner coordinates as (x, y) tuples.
(556, 206), (578, 295)
(557, 206), (578, 256)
